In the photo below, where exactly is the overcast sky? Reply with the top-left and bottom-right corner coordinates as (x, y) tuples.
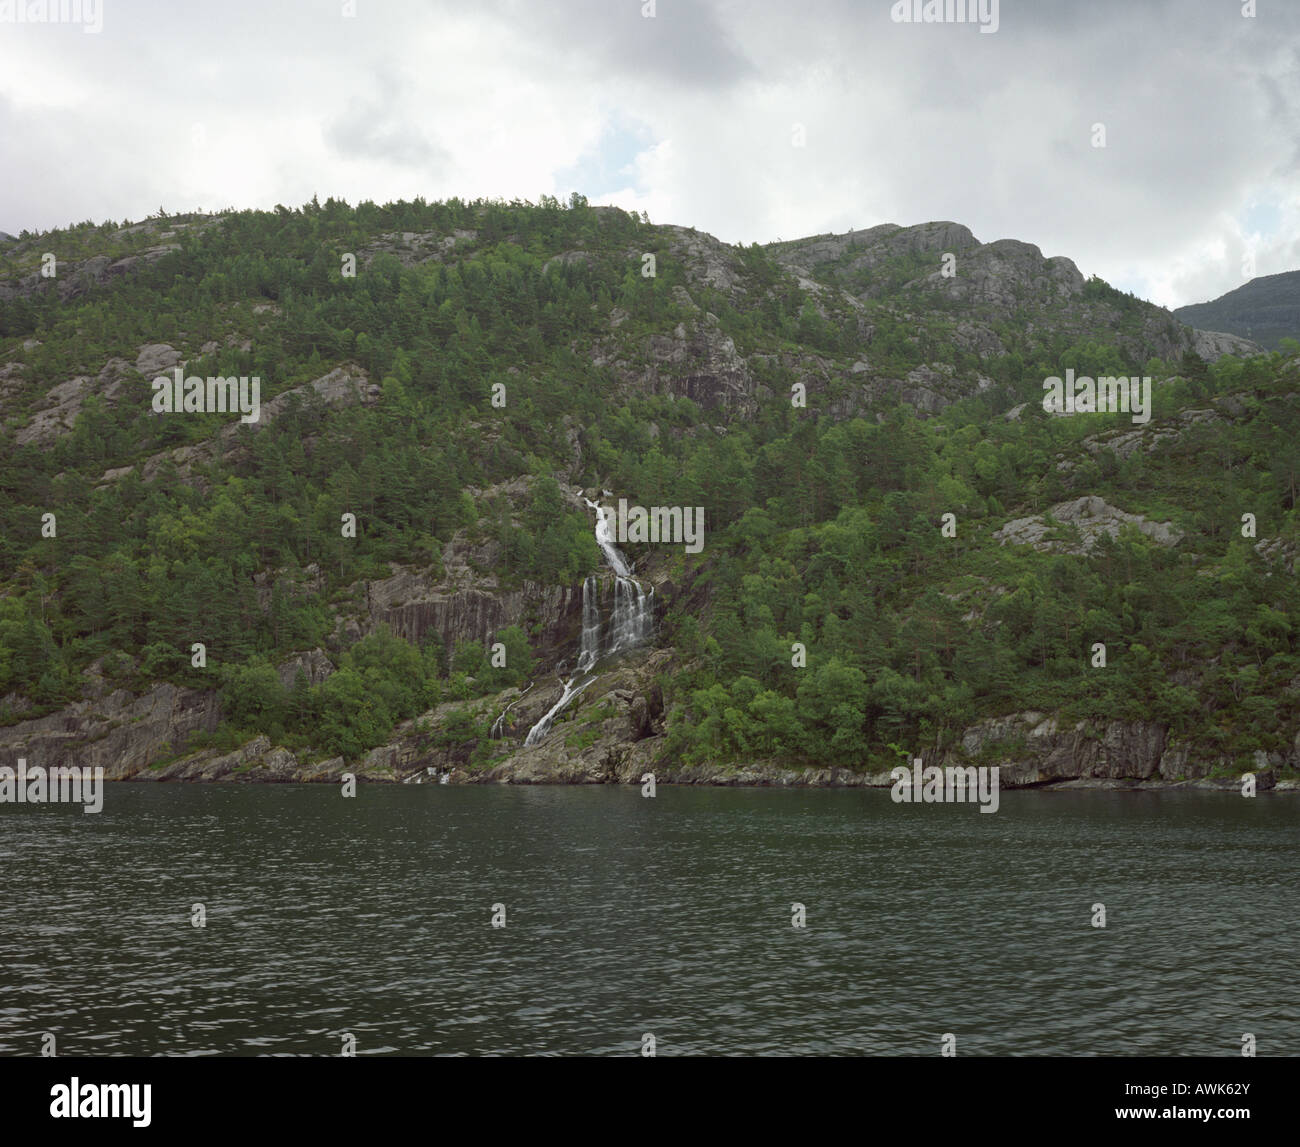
(1, 0), (1296, 308)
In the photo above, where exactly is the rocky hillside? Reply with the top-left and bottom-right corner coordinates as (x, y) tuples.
(0, 197), (1296, 791)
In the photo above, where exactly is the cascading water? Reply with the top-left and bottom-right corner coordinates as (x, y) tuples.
(588, 499), (653, 654)
(522, 667), (596, 747)
(522, 500), (654, 746)
(490, 681), (534, 740)
(521, 575), (600, 747)
(576, 573), (602, 672)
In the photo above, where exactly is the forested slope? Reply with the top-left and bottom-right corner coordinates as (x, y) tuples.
(0, 196), (1296, 786)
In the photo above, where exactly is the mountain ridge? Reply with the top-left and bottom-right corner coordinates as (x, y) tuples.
(1173, 269), (1300, 352)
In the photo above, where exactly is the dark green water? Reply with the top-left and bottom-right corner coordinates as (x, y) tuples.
(0, 785), (1294, 1056)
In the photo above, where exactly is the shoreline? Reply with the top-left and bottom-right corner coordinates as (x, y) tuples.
(89, 770), (1300, 792)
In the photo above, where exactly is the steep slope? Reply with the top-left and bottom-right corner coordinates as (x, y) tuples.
(0, 197), (1296, 791)
(1173, 270), (1300, 352)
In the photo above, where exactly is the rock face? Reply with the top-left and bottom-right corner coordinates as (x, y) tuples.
(12, 357), (135, 446)
(1066, 406), (1226, 466)
(140, 736), (318, 783)
(367, 572), (583, 662)
(247, 364), (380, 429)
(594, 314), (758, 415)
(0, 244), (180, 303)
(136, 342), (184, 377)
(953, 711), (1166, 784)
(994, 495), (1184, 554)
(771, 222), (1081, 310)
(663, 226), (749, 298)
(543, 250), (593, 274)
(16, 376), (96, 446)
(0, 679), (221, 780)
(945, 710), (1288, 787)
(594, 216), (1270, 431)
(773, 221), (979, 279)
(768, 220), (1253, 371)
(1190, 327), (1263, 360)
(894, 362), (981, 413)
(1254, 536), (1299, 574)
(276, 649), (336, 690)
(341, 476), (597, 659)
(918, 238), (1085, 308)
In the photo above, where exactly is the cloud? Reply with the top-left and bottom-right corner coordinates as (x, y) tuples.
(0, 0), (1297, 307)
(324, 68), (450, 169)
(487, 0), (755, 91)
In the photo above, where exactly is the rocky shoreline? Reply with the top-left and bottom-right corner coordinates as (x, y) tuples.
(31, 762), (1300, 792)
(2, 648), (1297, 792)
(461, 759), (1300, 792)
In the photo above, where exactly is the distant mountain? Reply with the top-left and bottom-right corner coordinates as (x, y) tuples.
(1173, 270), (1300, 351)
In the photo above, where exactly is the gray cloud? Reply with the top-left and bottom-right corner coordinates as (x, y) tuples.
(489, 0), (755, 90)
(324, 68), (450, 168)
(0, 0), (1296, 306)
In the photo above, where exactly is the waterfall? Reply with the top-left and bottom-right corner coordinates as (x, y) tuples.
(588, 498), (653, 654)
(576, 573), (602, 673)
(490, 681), (534, 740)
(521, 499), (654, 746)
(522, 666), (597, 747)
